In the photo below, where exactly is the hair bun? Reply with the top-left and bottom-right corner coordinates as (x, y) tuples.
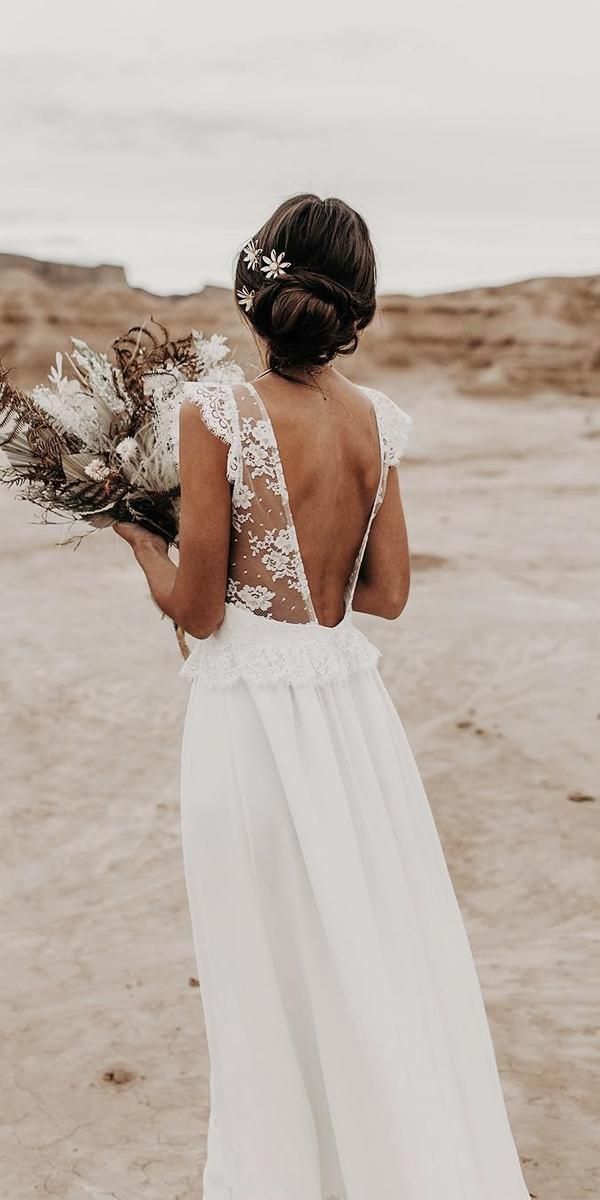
(251, 269), (361, 372)
(234, 194), (377, 376)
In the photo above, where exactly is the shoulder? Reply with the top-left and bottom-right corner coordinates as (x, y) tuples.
(179, 379), (237, 446)
(362, 386), (412, 466)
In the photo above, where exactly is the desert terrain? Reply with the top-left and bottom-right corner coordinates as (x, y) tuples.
(1, 256), (598, 1199)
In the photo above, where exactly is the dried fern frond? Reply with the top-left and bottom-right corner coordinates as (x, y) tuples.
(113, 320), (196, 393)
(0, 321), (243, 548)
(0, 366), (76, 469)
(0, 321), (243, 659)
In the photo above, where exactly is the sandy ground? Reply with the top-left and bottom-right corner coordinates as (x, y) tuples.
(1, 369), (598, 1200)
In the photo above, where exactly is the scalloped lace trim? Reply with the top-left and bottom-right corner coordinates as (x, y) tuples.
(368, 389), (412, 466)
(180, 624), (381, 688)
(181, 380), (234, 444)
(181, 380), (242, 486)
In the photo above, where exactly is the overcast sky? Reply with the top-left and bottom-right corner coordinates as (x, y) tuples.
(2, 0), (599, 293)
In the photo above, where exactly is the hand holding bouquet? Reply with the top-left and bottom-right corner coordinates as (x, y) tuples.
(0, 321), (243, 657)
(0, 320), (242, 545)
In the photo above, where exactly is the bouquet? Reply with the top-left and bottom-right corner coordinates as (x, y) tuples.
(0, 321), (244, 655)
(0, 321), (242, 543)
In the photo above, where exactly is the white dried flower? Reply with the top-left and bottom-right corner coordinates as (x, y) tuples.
(85, 457), (111, 482)
(70, 339), (128, 414)
(32, 384), (105, 449)
(47, 353), (81, 400)
(203, 359), (245, 386)
(143, 368), (183, 400)
(115, 437), (138, 461)
(202, 333), (229, 367)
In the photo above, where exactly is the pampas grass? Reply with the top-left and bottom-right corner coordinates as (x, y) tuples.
(0, 320), (243, 657)
(0, 320), (243, 545)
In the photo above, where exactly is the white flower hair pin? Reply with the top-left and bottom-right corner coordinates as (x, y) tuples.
(237, 240), (292, 311)
(242, 239), (262, 270)
(236, 285), (255, 312)
(261, 249), (291, 279)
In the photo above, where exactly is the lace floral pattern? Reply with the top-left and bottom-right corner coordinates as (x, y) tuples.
(184, 379), (316, 623)
(182, 378), (411, 644)
(225, 581), (275, 612)
(180, 380), (242, 486)
(180, 613), (382, 687)
(247, 527), (304, 593)
(231, 481), (253, 531)
(239, 413), (287, 496)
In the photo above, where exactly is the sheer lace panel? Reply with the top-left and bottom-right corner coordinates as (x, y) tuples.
(182, 380), (315, 623)
(180, 380), (411, 626)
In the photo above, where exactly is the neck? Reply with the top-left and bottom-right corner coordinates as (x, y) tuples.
(258, 364), (333, 385)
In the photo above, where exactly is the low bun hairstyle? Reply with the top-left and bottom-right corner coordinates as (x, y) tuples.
(234, 194), (377, 378)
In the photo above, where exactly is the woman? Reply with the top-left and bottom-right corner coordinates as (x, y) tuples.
(115, 194), (530, 1199)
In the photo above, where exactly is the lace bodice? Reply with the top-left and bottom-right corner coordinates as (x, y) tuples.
(179, 377), (411, 627)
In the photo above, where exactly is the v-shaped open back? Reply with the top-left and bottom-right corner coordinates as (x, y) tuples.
(243, 380), (385, 627)
(180, 376), (411, 629)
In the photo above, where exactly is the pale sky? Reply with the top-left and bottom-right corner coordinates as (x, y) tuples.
(1, 0), (599, 293)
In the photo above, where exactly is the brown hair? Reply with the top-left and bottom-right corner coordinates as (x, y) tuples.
(234, 193), (377, 378)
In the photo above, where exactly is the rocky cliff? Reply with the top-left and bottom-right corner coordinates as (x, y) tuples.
(1, 254), (598, 395)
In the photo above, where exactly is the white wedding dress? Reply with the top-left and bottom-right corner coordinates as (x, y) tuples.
(178, 379), (530, 1200)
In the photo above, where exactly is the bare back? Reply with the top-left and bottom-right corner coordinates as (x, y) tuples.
(247, 371), (383, 626)
(181, 371), (410, 629)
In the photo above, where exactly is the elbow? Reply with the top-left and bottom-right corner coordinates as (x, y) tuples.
(377, 573), (411, 620)
(356, 579), (410, 621)
(379, 591), (409, 620)
(353, 570), (410, 620)
(173, 600), (225, 640)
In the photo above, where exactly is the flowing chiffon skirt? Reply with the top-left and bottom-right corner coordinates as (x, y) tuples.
(180, 607), (530, 1200)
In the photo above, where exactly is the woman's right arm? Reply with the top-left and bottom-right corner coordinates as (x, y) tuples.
(352, 467), (410, 619)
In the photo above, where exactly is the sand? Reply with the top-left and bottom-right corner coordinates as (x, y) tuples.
(1, 262), (598, 1199)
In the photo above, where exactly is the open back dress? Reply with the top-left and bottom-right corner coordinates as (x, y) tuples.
(178, 378), (530, 1200)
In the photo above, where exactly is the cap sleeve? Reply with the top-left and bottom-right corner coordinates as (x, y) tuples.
(369, 389), (412, 466)
(179, 380), (241, 484)
(179, 380), (236, 444)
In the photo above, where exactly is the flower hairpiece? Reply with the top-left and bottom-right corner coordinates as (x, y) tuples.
(236, 285), (255, 312)
(241, 238), (292, 281)
(261, 249), (291, 279)
(237, 239), (292, 312)
(242, 239), (262, 270)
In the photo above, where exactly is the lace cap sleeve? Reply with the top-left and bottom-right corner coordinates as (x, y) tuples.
(179, 380), (241, 484)
(179, 380), (235, 444)
(370, 389), (412, 467)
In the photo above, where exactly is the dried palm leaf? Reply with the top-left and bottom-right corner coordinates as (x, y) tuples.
(0, 321), (244, 657)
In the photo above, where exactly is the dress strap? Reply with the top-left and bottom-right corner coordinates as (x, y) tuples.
(343, 388), (411, 611)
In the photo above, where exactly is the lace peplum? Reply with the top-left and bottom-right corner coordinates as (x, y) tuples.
(178, 377), (410, 686)
(180, 602), (382, 688)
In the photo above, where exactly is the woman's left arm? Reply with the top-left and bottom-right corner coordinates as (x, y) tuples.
(114, 400), (232, 639)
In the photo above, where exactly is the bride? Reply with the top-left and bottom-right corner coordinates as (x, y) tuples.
(115, 193), (531, 1199)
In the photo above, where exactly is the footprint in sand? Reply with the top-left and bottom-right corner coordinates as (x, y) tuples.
(456, 720), (488, 736)
(102, 1066), (136, 1086)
